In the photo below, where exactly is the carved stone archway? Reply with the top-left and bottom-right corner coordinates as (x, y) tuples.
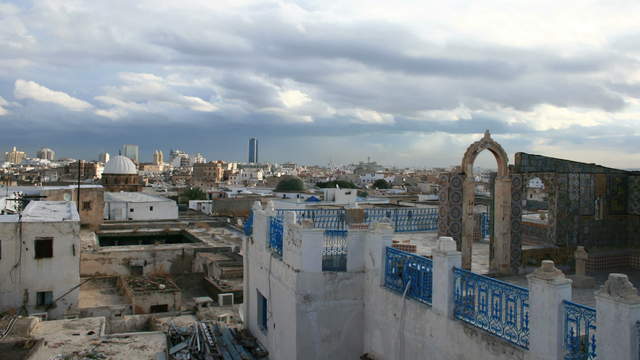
(460, 131), (511, 273)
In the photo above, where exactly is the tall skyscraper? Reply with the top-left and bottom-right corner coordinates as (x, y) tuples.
(248, 138), (259, 163)
(99, 152), (110, 163)
(153, 149), (164, 165)
(37, 147), (56, 161)
(121, 144), (139, 164)
(5, 146), (26, 164)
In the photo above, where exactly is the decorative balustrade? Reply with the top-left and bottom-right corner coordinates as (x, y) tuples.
(364, 208), (438, 232)
(272, 208), (438, 233)
(244, 211), (253, 236)
(563, 300), (597, 360)
(268, 216), (284, 257)
(453, 267), (530, 349)
(276, 209), (346, 230)
(322, 230), (348, 271)
(384, 246), (433, 305)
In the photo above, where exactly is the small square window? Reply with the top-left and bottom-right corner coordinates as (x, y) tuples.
(36, 291), (53, 307)
(34, 238), (53, 259)
(82, 201), (92, 211)
(130, 208), (134, 212)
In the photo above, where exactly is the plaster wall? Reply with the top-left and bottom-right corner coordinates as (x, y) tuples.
(246, 207), (530, 360)
(81, 245), (221, 276)
(0, 220), (80, 319)
(104, 200), (178, 221)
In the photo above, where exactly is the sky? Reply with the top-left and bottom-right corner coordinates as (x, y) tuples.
(1, 0), (640, 168)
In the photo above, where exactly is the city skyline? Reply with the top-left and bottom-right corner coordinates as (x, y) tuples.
(1, 1), (639, 168)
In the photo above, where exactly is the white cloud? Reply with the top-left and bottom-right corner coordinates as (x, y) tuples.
(14, 79), (93, 111)
(279, 90), (311, 108)
(0, 96), (9, 115)
(340, 108), (395, 125)
(93, 72), (217, 119)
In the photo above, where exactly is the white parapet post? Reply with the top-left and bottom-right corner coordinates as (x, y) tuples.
(595, 273), (640, 360)
(432, 236), (461, 318)
(527, 260), (572, 360)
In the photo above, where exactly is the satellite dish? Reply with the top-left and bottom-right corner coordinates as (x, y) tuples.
(64, 193), (72, 201)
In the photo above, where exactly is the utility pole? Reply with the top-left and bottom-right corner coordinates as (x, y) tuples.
(77, 160), (81, 213)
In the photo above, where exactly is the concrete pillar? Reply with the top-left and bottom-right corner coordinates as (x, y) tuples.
(492, 176), (512, 275)
(432, 236), (462, 318)
(367, 222), (394, 284)
(527, 260), (572, 360)
(570, 246), (595, 288)
(595, 273), (640, 360)
(461, 178), (475, 270)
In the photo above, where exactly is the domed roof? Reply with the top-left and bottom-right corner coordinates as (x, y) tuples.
(104, 155), (138, 175)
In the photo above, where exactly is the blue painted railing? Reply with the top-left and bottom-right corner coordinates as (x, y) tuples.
(268, 216), (284, 257)
(563, 300), (597, 360)
(244, 211), (253, 236)
(453, 267), (530, 349)
(274, 207), (438, 232)
(384, 246), (433, 305)
(322, 230), (348, 271)
(364, 208), (438, 232)
(276, 209), (346, 230)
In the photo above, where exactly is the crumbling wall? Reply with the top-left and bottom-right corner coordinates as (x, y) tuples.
(80, 246), (229, 277)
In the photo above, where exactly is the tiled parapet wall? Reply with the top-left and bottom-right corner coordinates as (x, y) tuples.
(585, 250), (640, 273)
(514, 152), (630, 174)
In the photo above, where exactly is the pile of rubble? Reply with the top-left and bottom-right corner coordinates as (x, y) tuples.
(168, 321), (267, 360)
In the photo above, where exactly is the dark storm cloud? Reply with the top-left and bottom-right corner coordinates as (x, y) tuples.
(1, 0), (640, 166)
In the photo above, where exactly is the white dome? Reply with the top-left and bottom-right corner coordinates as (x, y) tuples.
(104, 155), (138, 175)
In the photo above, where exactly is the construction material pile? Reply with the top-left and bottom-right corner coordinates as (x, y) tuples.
(168, 321), (268, 360)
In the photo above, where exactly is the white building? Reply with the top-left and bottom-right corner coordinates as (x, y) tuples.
(104, 192), (178, 221)
(0, 201), (80, 319)
(243, 203), (638, 360)
(359, 172), (395, 186)
(321, 188), (357, 204)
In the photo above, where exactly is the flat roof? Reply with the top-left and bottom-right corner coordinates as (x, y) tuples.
(0, 184), (103, 195)
(105, 191), (175, 203)
(0, 201), (79, 223)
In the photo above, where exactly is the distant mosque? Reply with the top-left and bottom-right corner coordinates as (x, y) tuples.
(101, 155), (142, 192)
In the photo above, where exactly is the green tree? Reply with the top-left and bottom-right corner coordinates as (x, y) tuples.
(179, 187), (207, 204)
(372, 179), (391, 189)
(315, 180), (358, 189)
(275, 176), (305, 192)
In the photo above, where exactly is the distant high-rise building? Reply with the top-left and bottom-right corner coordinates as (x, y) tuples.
(248, 138), (259, 163)
(121, 144), (139, 164)
(153, 149), (164, 165)
(5, 146), (26, 164)
(99, 152), (110, 163)
(193, 153), (206, 164)
(37, 147), (55, 161)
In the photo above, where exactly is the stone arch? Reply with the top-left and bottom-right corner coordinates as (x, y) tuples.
(460, 130), (512, 274)
(461, 130), (509, 179)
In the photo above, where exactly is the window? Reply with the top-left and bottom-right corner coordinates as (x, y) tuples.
(130, 265), (143, 276)
(34, 238), (53, 259)
(149, 206), (154, 211)
(36, 291), (53, 307)
(257, 290), (268, 332)
(150, 304), (169, 313)
(130, 208), (134, 212)
(82, 201), (92, 211)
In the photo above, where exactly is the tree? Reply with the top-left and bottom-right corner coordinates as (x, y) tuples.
(275, 176), (305, 192)
(315, 180), (358, 189)
(372, 179), (391, 189)
(179, 187), (207, 204)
